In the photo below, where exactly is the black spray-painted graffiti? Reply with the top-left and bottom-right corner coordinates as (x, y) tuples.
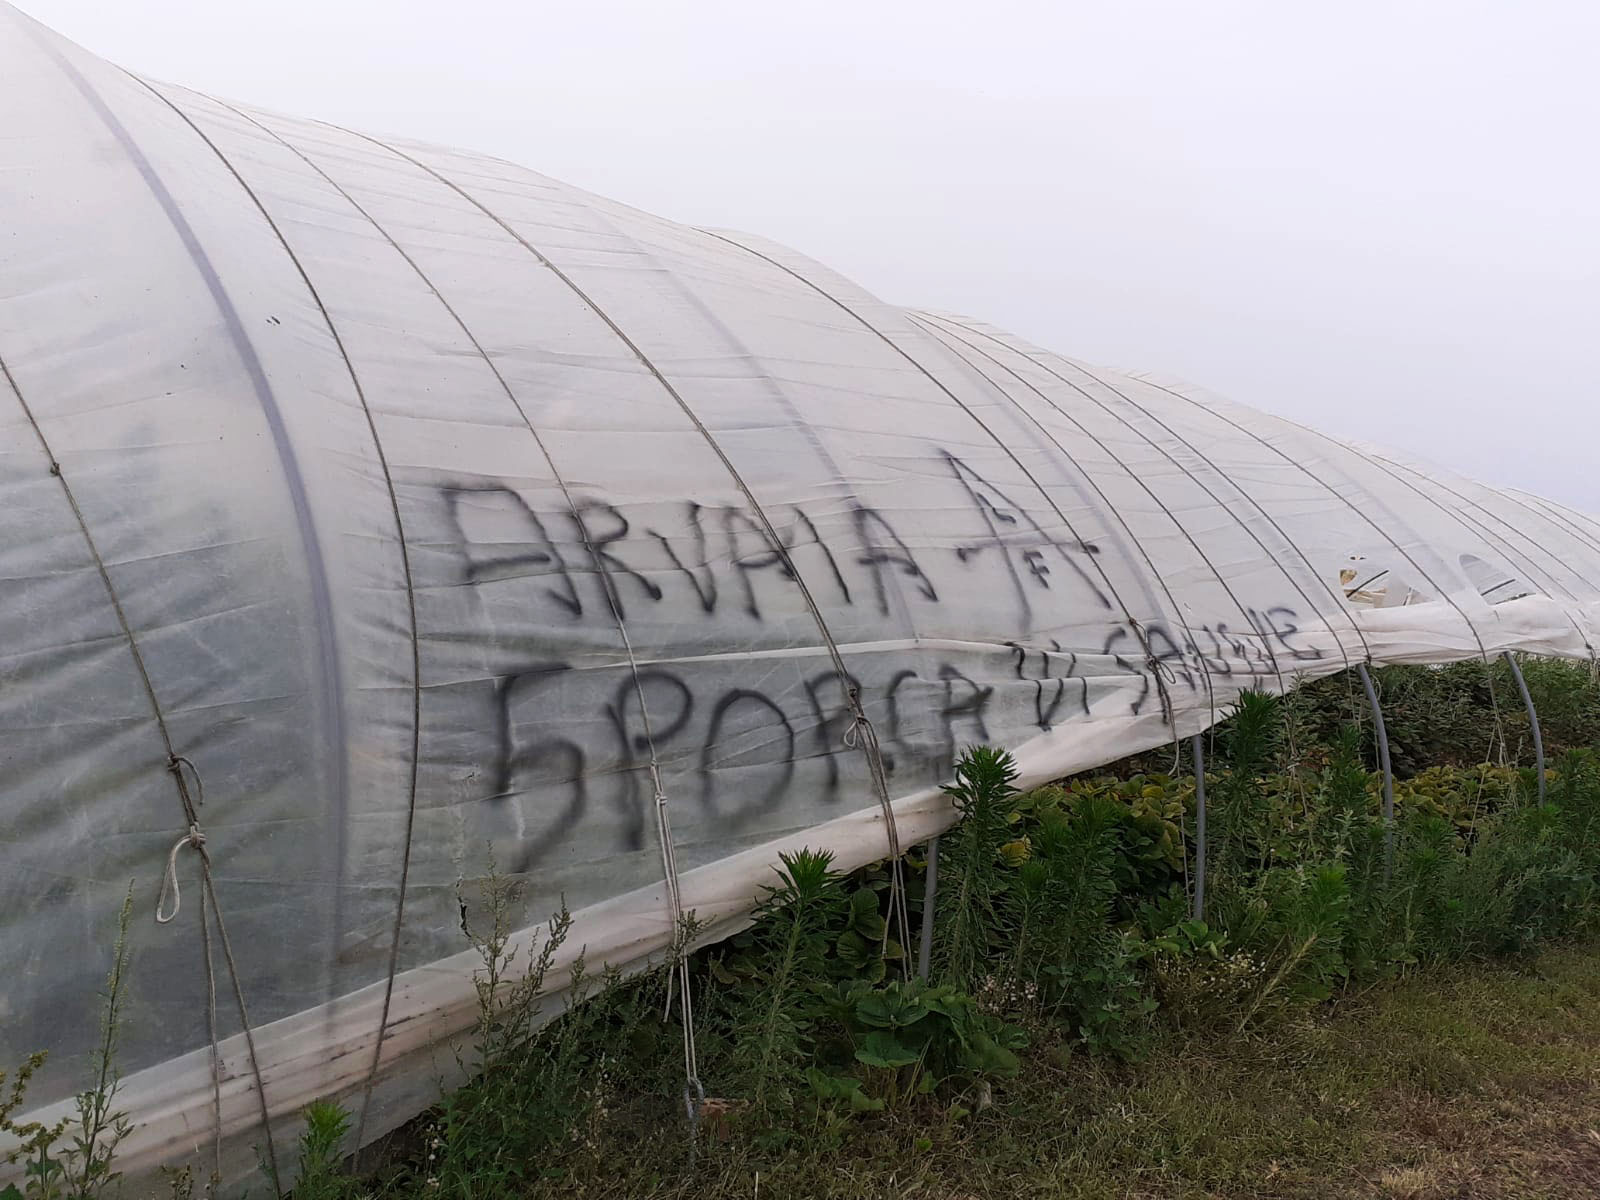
(423, 448), (1325, 870)
(438, 451), (1131, 626)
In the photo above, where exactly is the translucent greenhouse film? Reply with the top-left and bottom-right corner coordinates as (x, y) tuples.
(4, 3), (1600, 1190)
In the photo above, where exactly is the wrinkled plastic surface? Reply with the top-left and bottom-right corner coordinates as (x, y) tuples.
(4, 4), (1600, 1189)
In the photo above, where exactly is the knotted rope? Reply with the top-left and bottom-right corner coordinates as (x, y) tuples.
(149, 753), (280, 1193)
(1128, 618), (1185, 776)
(651, 762), (704, 1126)
(842, 687), (911, 970)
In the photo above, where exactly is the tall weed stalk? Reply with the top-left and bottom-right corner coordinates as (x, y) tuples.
(932, 746), (1018, 992)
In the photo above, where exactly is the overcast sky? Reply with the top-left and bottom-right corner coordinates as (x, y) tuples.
(21, 0), (1600, 510)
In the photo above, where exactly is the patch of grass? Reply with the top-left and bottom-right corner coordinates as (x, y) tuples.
(509, 941), (1600, 1200)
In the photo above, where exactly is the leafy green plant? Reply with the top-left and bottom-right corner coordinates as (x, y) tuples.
(711, 849), (850, 1115)
(1009, 793), (1155, 1056)
(832, 887), (894, 983)
(1140, 917), (1258, 1032)
(416, 886), (687, 1196)
(1061, 931), (1157, 1058)
(1209, 690), (1283, 886)
(811, 978), (1025, 1108)
(1229, 862), (1351, 1030)
(931, 746), (1019, 991)
(417, 856), (637, 1198)
(1554, 747), (1600, 873)
(289, 1101), (356, 1200)
(1312, 727), (1375, 851)
(1, 1053), (62, 1200)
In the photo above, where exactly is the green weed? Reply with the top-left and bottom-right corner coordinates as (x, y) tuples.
(2, 885), (134, 1200)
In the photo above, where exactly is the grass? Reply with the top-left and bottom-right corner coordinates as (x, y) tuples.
(505, 940), (1600, 1199)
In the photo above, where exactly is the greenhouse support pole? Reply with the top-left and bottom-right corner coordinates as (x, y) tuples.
(1502, 651), (1547, 805)
(1356, 663), (1395, 874)
(1191, 734), (1207, 922)
(917, 836), (939, 981)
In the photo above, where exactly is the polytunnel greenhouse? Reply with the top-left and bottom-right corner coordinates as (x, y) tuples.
(4, 2), (1600, 1191)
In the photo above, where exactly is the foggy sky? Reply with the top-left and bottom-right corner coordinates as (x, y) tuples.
(19, 0), (1600, 510)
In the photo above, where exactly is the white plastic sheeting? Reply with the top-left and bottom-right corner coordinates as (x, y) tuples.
(4, 3), (1600, 1188)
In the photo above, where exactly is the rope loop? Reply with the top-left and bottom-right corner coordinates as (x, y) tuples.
(831, 689), (911, 972)
(1146, 655), (1177, 684)
(155, 823), (207, 925)
(843, 713), (870, 752)
(1140, 642), (1179, 686)
(841, 684), (871, 751)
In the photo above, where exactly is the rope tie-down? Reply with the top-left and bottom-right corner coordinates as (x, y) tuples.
(648, 760), (705, 1133)
(1127, 616), (1189, 776)
(146, 753), (278, 1192)
(1126, 617), (1220, 919)
(841, 685), (912, 973)
(152, 812), (223, 1188)
(1129, 620), (1180, 731)
(157, 754), (210, 925)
